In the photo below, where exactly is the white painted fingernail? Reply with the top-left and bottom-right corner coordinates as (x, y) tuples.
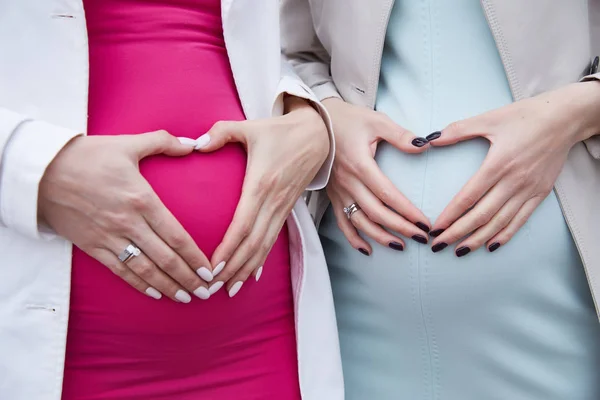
(193, 286), (211, 300)
(175, 290), (192, 303)
(196, 267), (214, 282)
(177, 137), (197, 147)
(194, 134), (211, 150)
(146, 287), (162, 300)
(255, 266), (263, 282)
(209, 281), (224, 295)
(228, 281), (243, 298)
(213, 261), (226, 276)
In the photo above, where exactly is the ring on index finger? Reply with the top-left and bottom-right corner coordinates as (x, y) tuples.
(118, 243), (142, 264)
(343, 203), (361, 220)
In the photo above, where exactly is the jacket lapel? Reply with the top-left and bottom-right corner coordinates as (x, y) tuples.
(481, 0), (591, 100)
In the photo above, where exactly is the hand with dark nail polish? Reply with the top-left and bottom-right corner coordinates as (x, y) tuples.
(411, 137), (429, 147)
(488, 242), (501, 252)
(429, 229), (444, 237)
(358, 248), (370, 256)
(415, 222), (430, 233)
(389, 242), (404, 251)
(432, 242), (448, 253)
(426, 131), (441, 141)
(412, 235), (428, 244)
(456, 246), (471, 257)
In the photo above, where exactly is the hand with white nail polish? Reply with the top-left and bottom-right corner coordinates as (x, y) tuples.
(39, 130), (214, 303)
(195, 96), (329, 297)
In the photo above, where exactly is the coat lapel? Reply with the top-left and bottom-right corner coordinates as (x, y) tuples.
(481, 0), (591, 100)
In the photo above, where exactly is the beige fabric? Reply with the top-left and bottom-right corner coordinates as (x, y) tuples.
(282, 0), (600, 315)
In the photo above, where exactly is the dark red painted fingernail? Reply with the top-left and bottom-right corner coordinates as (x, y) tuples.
(412, 235), (428, 244)
(432, 242), (448, 253)
(411, 137), (428, 147)
(415, 222), (430, 233)
(488, 242), (501, 253)
(426, 131), (441, 141)
(358, 248), (370, 256)
(456, 246), (471, 257)
(389, 241), (404, 251)
(429, 229), (445, 238)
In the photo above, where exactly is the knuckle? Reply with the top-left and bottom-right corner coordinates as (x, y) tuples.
(495, 212), (512, 228)
(105, 212), (133, 233)
(129, 190), (154, 211)
(133, 261), (155, 280)
(166, 232), (187, 249)
(445, 121), (466, 135)
(376, 187), (391, 205)
(157, 253), (179, 271)
(474, 209), (494, 225)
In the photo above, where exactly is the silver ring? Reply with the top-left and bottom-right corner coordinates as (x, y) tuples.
(118, 244), (142, 264)
(343, 203), (361, 220)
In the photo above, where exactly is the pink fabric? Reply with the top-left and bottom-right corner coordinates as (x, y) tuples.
(62, 1), (300, 399)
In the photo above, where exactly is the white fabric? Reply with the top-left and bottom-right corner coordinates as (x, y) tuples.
(0, 1), (343, 399)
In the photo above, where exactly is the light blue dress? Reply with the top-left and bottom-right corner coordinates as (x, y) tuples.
(318, 1), (600, 399)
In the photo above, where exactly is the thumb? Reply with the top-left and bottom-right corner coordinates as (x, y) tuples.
(380, 125), (430, 154)
(195, 121), (247, 152)
(132, 130), (196, 160)
(428, 119), (486, 147)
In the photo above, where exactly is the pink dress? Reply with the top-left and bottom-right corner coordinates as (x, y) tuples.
(62, 1), (301, 399)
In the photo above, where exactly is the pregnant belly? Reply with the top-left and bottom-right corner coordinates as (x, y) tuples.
(66, 144), (297, 398)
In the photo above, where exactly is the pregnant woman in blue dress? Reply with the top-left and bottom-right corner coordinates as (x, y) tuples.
(283, 0), (600, 399)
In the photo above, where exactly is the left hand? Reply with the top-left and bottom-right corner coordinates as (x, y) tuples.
(428, 82), (600, 257)
(195, 97), (329, 296)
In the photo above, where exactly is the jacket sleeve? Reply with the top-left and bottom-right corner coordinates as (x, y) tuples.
(580, 72), (600, 160)
(280, 0), (341, 102)
(0, 107), (81, 238)
(274, 57), (335, 190)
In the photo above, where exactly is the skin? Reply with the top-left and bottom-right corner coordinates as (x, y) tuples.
(199, 97), (330, 296)
(324, 80), (600, 257)
(38, 130), (213, 302)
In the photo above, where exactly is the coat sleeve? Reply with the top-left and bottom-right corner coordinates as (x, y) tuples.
(0, 107), (81, 238)
(274, 57), (335, 191)
(280, 0), (341, 102)
(580, 72), (600, 160)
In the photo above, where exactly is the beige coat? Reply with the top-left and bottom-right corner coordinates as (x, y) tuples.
(281, 0), (600, 315)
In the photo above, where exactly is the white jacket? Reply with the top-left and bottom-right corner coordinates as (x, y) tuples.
(0, 1), (344, 399)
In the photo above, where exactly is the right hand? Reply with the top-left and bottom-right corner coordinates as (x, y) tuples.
(323, 97), (431, 255)
(38, 130), (213, 303)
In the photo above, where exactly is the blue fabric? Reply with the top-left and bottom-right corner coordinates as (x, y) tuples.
(319, 1), (600, 399)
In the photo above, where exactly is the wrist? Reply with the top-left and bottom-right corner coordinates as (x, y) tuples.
(559, 81), (600, 143)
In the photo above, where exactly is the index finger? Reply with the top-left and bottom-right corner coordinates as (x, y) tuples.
(359, 157), (431, 230)
(432, 157), (502, 232)
(210, 174), (266, 273)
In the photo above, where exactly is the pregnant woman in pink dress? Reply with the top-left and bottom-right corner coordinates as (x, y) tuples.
(58, 0), (311, 398)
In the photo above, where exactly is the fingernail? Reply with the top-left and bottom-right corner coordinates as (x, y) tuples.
(193, 286), (211, 300)
(255, 266), (263, 282)
(430, 229), (445, 238)
(213, 261), (226, 276)
(358, 248), (370, 256)
(196, 267), (214, 282)
(489, 242), (501, 253)
(412, 234), (428, 244)
(145, 287), (162, 300)
(415, 222), (430, 233)
(208, 281), (224, 295)
(229, 282), (243, 298)
(195, 134), (211, 150)
(426, 131), (442, 141)
(456, 246), (471, 258)
(432, 242), (448, 253)
(177, 137), (197, 147)
(411, 137), (429, 147)
(389, 241), (404, 251)
(175, 290), (192, 303)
